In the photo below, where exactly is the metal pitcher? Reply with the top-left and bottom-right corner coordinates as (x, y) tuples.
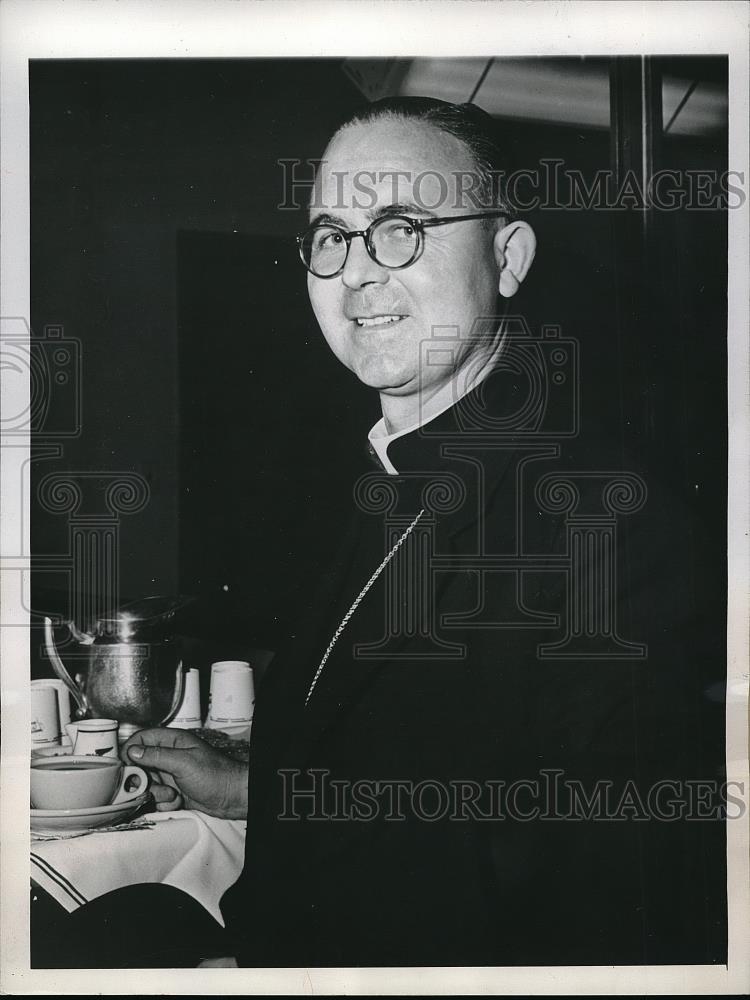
(43, 595), (194, 739)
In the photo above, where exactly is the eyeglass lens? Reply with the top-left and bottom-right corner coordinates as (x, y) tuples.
(301, 217), (419, 276)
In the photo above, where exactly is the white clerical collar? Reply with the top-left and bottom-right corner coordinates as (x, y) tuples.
(367, 334), (506, 475)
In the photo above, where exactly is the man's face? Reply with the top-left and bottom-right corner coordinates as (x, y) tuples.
(307, 118), (501, 400)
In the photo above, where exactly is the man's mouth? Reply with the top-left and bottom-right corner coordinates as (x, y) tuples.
(354, 314), (407, 328)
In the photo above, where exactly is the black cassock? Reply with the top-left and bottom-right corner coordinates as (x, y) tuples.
(222, 367), (727, 968)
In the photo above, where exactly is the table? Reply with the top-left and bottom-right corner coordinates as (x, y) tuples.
(31, 808), (246, 926)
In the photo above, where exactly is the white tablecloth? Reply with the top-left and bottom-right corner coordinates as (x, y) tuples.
(30, 809), (246, 926)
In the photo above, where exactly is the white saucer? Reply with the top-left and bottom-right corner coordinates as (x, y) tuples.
(31, 791), (151, 834)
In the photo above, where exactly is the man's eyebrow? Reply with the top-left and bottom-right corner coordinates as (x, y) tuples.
(373, 202), (438, 220)
(307, 203), (439, 229)
(308, 211), (348, 228)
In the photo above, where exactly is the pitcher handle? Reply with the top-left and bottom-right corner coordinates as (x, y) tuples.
(43, 617), (89, 716)
(159, 660), (185, 726)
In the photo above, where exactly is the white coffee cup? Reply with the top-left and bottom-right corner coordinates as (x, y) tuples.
(30, 755), (148, 811)
(31, 685), (61, 745)
(31, 679), (73, 745)
(168, 667), (202, 729)
(205, 660), (254, 729)
(65, 718), (119, 758)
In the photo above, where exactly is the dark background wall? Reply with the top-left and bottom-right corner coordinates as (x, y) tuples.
(30, 57), (727, 659)
(30, 59), (365, 608)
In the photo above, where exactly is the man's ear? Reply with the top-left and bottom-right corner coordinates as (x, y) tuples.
(493, 221), (537, 298)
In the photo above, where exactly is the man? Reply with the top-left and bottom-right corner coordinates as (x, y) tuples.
(124, 98), (725, 967)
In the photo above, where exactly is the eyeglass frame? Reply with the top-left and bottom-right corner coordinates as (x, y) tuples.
(296, 210), (509, 279)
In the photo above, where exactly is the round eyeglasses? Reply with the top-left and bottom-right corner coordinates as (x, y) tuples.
(296, 211), (507, 279)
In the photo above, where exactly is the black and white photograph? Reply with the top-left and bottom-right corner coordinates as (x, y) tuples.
(1, 1), (748, 994)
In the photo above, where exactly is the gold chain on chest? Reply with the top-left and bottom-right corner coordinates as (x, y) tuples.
(304, 508), (426, 705)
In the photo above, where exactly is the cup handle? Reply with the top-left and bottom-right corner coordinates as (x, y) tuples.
(111, 765), (148, 805)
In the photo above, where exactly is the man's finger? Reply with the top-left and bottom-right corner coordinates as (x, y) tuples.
(150, 782), (179, 803)
(155, 799), (183, 812)
(150, 783), (183, 811)
(120, 728), (205, 765)
(119, 727), (173, 762)
(155, 769), (180, 791)
(122, 726), (183, 751)
(126, 742), (193, 776)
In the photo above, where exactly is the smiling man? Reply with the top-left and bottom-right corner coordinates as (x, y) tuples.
(303, 104), (536, 436)
(123, 97), (725, 969)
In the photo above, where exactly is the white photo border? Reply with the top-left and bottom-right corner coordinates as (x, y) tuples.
(1, 1), (748, 994)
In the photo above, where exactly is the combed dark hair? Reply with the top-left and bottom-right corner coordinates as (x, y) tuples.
(334, 96), (515, 217)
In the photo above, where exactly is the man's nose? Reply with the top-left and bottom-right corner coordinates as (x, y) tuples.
(340, 234), (389, 289)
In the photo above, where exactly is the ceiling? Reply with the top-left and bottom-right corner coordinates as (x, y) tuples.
(342, 57), (728, 137)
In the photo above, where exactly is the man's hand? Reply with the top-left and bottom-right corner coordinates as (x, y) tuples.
(120, 728), (248, 819)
